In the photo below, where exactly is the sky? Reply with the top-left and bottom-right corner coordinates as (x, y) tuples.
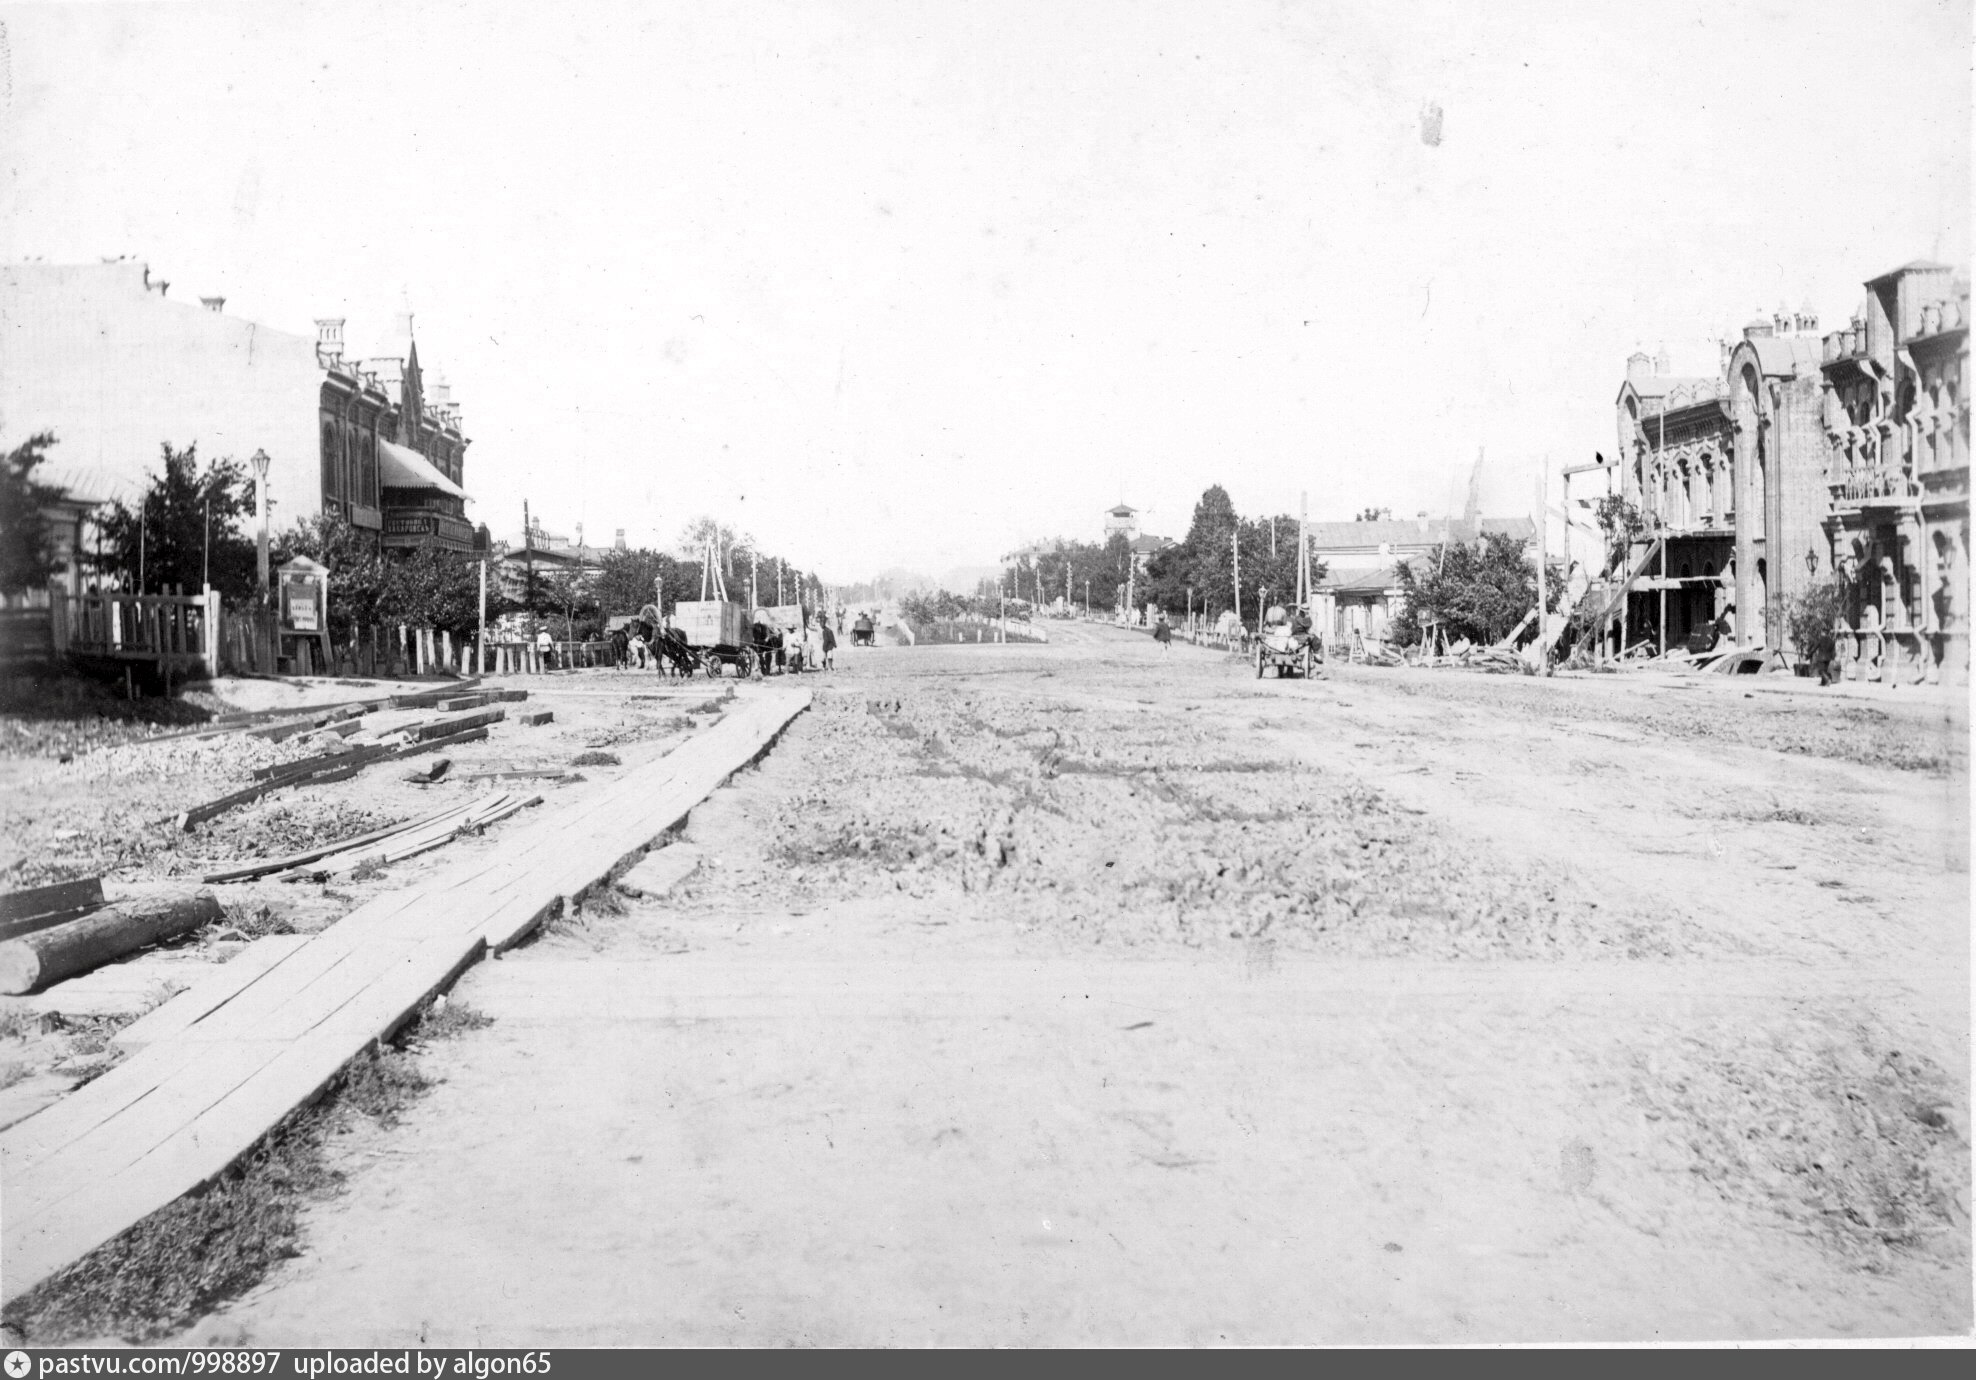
(1, 0), (1968, 582)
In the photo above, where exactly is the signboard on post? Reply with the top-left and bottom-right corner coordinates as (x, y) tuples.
(276, 556), (332, 674)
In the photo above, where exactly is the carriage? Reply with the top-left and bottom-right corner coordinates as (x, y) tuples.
(1254, 605), (1321, 679)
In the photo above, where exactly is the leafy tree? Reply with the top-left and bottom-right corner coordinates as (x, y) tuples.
(0, 433), (61, 595)
(274, 513), (389, 636)
(537, 563), (600, 638)
(1594, 493), (1647, 575)
(1355, 507), (1392, 522)
(1785, 578), (1844, 678)
(593, 547), (676, 618)
(1390, 532), (1561, 646)
(276, 513), (515, 642)
(96, 443), (258, 599)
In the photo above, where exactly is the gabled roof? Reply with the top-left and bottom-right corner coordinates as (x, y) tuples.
(1127, 534), (1172, 553)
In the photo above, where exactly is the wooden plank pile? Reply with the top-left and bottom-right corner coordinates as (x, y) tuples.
(0, 686), (812, 1306)
(174, 708), (510, 831)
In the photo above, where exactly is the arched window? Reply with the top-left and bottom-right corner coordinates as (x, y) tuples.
(320, 422), (340, 507)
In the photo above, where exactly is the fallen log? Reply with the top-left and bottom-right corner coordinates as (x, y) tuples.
(0, 891), (226, 994)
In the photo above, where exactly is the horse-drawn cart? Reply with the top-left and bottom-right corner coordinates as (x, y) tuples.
(1254, 606), (1321, 679)
(672, 599), (756, 677)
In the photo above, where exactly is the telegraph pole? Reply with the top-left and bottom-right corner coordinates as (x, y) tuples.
(1232, 528), (1242, 628)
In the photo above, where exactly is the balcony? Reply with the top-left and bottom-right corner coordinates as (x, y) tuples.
(1829, 465), (1919, 506)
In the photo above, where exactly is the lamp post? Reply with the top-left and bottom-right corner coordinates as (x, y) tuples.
(250, 449), (272, 597)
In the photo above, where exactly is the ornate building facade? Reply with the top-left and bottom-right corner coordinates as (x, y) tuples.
(1614, 350), (1737, 649)
(1818, 261), (1969, 683)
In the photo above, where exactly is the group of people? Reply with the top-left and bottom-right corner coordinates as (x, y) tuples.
(1145, 604), (1320, 655)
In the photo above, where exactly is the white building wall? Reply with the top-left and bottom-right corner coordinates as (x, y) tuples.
(0, 263), (324, 524)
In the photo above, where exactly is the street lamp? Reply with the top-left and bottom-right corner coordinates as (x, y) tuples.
(1805, 547), (1819, 578)
(250, 449), (272, 595)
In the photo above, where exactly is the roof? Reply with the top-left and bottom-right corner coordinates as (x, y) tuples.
(1305, 516), (1533, 550)
(378, 438), (469, 500)
(1733, 335), (1822, 377)
(1106, 503), (1138, 516)
(1319, 565), (1408, 595)
(1866, 259), (1953, 285)
(1623, 374), (1720, 400)
(1128, 534), (1172, 553)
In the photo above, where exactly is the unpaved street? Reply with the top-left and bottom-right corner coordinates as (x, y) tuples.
(181, 625), (1970, 1345)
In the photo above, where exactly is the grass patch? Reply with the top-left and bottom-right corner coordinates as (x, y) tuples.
(0, 998), (496, 1344)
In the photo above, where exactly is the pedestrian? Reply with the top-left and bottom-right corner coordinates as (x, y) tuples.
(819, 614), (837, 670)
(1153, 610), (1172, 652)
(535, 626), (555, 671)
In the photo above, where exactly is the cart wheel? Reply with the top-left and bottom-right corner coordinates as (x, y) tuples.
(738, 646), (758, 679)
(707, 655), (724, 678)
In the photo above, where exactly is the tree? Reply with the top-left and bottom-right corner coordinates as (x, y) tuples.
(1785, 578), (1844, 679)
(1390, 532), (1561, 646)
(96, 443), (257, 599)
(593, 547), (677, 618)
(0, 433), (61, 595)
(1356, 507), (1392, 522)
(274, 513), (389, 636)
(1594, 493), (1647, 575)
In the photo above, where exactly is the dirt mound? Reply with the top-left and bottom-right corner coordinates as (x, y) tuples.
(1625, 1017), (1969, 1273)
(720, 687), (1692, 958)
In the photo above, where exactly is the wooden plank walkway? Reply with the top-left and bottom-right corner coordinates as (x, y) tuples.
(0, 686), (811, 1305)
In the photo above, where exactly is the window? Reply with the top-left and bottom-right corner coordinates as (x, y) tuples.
(320, 422), (340, 506)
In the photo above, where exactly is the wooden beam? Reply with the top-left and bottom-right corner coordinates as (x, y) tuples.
(0, 878), (106, 938)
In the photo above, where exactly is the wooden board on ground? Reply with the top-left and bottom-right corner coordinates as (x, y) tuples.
(0, 1075), (78, 1135)
(110, 935), (312, 1051)
(616, 844), (703, 900)
(0, 687), (812, 1305)
(519, 710), (554, 726)
(18, 953), (228, 1019)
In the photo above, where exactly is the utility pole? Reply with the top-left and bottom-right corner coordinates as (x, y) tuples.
(1231, 528), (1242, 628)
(1535, 464), (1549, 674)
(477, 558), (487, 675)
(203, 496), (211, 592)
(523, 500), (535, 618)
(750, 548), (759, 610)
(1297, 490), (1309, 611)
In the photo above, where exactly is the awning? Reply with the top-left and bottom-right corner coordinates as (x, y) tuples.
(378, 439), (470, 501)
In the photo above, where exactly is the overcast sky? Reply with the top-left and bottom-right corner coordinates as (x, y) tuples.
(2, 0), (1967, 581)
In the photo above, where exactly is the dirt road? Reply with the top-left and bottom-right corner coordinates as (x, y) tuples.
(180, 624), (1970, 1344)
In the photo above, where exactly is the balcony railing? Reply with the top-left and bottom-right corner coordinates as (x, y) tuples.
(1830, 466), (1919, 504)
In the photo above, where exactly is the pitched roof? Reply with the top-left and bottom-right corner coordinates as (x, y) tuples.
(1737, 335), (1822, 376)
(1319, 565), (1408, 595)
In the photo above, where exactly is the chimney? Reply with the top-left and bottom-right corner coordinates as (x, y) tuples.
(1743, 313), (1774, 341)
(615, 528), (627, 551)
(315, 318), (346, 369)
(1625, 350), (1654, 385)
(1654, 344), (1671, 376)
(200, 296), (225, 313)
